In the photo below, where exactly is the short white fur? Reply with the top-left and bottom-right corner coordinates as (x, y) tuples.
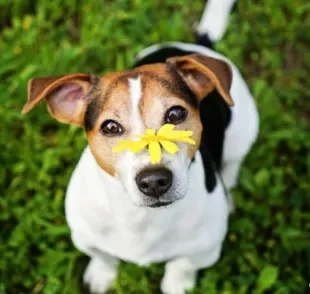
(128, 77), (143, 134)
(115, 77), (145, 205)
(197, 0), (237, 41)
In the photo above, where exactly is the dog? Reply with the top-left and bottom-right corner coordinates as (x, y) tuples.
(22, 2), (258, 294)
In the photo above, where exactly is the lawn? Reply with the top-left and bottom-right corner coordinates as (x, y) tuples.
(0, 0), (309, 293)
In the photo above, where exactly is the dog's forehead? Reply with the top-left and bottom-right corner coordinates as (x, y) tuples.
(84, 64), (197, 131)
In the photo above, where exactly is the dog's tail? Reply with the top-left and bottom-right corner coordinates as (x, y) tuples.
(196, 0), (237, 48)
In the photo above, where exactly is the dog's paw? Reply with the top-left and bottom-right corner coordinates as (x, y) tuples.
(160, 269), (196, 294)
(83, 258), (117, 294)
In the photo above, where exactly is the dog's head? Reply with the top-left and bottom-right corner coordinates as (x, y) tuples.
(22, 54), (233, 207)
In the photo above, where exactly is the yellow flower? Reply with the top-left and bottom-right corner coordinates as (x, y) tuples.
(112, 124), (196, 164)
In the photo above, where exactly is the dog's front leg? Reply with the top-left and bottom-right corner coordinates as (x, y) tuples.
(84, 254), (119, 294)
(161, 246), (222, 294)
(70, 232), (119, 293)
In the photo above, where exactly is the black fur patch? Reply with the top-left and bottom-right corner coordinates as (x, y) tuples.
(196, 33), (214, 49)
(133, 47), (196, 68)
(199, 142), (217, 193)
(199, 89), (232, 170)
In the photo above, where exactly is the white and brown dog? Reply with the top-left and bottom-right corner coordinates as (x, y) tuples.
(22, 2), (258, 294)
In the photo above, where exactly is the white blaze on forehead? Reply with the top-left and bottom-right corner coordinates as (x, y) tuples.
(118, 77), (144, 194)
(128, 77), (144, 134)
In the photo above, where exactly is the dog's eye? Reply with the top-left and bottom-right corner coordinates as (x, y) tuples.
(100, 120), (123, 136)
(165, 106), (188, 124)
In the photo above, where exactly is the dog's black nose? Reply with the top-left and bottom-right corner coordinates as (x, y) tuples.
(136, 168), (173, 197)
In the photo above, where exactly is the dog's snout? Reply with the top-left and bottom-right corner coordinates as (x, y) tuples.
(136, 168), (173, 197)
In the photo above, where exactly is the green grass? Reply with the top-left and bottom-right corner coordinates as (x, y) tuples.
(1, 0), (309, 293)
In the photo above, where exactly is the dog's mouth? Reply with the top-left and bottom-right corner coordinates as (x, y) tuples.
(149, 201), (173, 208)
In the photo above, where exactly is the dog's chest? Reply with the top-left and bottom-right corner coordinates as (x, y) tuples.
(65, 148), (229, 265)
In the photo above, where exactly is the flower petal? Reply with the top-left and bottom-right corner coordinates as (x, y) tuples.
(166, 130), (193, 139)
(160, 140), (179, 154)
(149, 141), (161, 164)
(146, 129), (155, 136)
(128, 140), (148, 152)
(112, 140), (131, 153)
(177, 137), (196, 145)
(157, 124), (175, 136)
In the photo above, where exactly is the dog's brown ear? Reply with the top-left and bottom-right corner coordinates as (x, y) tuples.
(167, 54), (234, 106)
(22, 73), (97, 126)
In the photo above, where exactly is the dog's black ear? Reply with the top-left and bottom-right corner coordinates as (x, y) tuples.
(167, 54), (234, 106)
(22, 73), (98, 126)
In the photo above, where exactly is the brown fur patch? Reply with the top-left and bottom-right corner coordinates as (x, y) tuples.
(167, 54), (234, 106)
(22, 73), (92, 116)
(86, 64), (203, 174)
(86, 74), (133, 175)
